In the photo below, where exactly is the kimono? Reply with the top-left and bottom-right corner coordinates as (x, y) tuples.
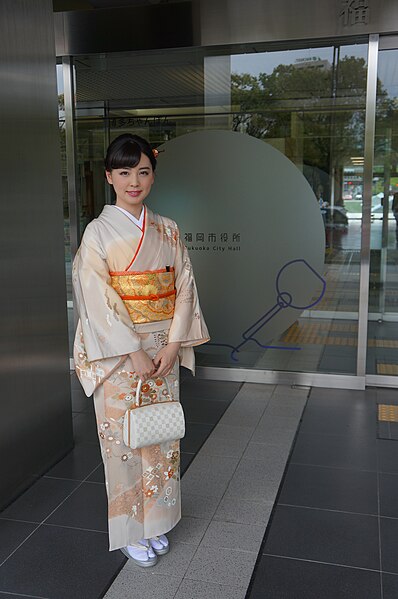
(72, 204), (209, 551)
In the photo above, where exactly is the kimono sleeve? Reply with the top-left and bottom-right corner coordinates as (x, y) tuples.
(168, 229), (210, 350)
(72, 224), (142, 362)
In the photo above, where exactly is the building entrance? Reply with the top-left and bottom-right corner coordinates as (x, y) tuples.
(59, 35), (398, 388)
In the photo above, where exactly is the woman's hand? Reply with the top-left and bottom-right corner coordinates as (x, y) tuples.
(152, 342), (181, 378)
(129, 349), (156, 382)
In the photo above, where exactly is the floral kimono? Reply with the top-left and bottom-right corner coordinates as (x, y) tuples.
(72, 204), (209, 551)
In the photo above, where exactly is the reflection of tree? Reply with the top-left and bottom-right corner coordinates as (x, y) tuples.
(58, 93), (65, 111)
(58, 94), (68, 222)
(231, 56), (388, 205)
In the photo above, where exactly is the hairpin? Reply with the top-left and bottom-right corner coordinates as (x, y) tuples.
(152, 149), (159, 158)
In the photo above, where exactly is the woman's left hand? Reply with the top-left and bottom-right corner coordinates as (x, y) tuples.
(153, 342), (181, 377)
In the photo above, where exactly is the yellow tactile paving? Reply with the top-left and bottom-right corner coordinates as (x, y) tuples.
(279, 322), (398, 349)
(378, 404), (398, 422)
(369, 340), (398, 348)
(377, 364), (398, 375)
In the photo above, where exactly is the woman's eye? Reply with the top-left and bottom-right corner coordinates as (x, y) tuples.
(120, 171), (129, 176)
(139, 171), (149, 176)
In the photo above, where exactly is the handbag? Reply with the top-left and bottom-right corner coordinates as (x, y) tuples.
(123, 376), (185, 449)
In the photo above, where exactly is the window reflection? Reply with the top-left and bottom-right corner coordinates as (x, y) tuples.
(65, 42), (370, 374)
(367, 47), (398, 376)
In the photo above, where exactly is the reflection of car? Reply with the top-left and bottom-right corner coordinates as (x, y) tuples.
(343, 193), (352, 200)
(371, 194), (392, 219)
(320, 206), (348, 228)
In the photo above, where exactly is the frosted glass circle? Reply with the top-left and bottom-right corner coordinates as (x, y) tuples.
(149, 131), (325, 355)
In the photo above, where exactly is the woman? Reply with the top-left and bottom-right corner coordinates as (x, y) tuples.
(72, 133), (209, 567)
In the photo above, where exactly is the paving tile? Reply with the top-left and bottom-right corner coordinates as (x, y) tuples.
(185, 545), (257, 587)
(251, 423), (297, 447)
(307, 387), (373, 407)
(382, 573), (398, 599)
(181, 493), (219, 520)
(199, 434), (249, 458)
(300, 404), (376, 437)
(380, 517), (398, 574)
(271, 386), (309, 400)
(268, 391), (307, 405)
(180, 423), (214, 453)
(220, 399), (267, 428)
(278, 463), (378, 515)
(145, 541), (197, 577)
(377, 439), (398, 474)
(44, 443), (102, 481)
(46, 481), (108, 532)
(103, 569), (182, 599)
(0, 520), (38, 564)
(376, 385), (398, 398)
(201, 520), (264, 552)
(209, 423), (254, 443)
(0, 477), (80, 523)
(181, 452), (196, 474)
(234, 383), (274, 402)
(291, 432), (378, 471)
(181, 398), (230, 425)
(167, 516), (210, 546)
(264, 505), (379, 570)
(379, 473), (398, 518)
(180, 379), (242, 401)
(248, 555), (381, 599)
(0, 593), (47, 598)
(388, 422), (398, 441)
(174, 579), (247, 599)
(242, 442), (291, 467)
(261, 414), (302, 431)
(181, 455), (239, 498)
(72, 412), (99, 444)
(0, 525), (123, 598)
(254, 412), (302, 435)
(86, 463), (105, 484)
(72, 391), (94, 413)
(377, 421), (392, 440)
(265, 400), (306, 418)
(214, 496), (273, 526)
(70, 373), (84, 390)
(226, 457), (285, 502)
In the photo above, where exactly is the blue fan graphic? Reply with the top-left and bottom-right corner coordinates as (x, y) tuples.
(208, 259), (326, 361)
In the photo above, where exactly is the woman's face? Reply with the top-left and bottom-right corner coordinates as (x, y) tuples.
(105, 153), (155, 213)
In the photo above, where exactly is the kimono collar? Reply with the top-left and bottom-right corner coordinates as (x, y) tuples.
(113, 205), (145, 230)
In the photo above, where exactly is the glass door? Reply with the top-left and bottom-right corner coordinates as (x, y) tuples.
(367, 42), (398, 379)
(65, 40), (373, 382)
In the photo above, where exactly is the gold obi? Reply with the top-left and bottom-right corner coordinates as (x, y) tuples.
(110, 267), (176, 324)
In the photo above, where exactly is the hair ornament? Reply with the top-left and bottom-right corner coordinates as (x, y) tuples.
(152, 148), (159, 158)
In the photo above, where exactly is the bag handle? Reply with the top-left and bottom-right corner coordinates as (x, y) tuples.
(135, 376), (172, 408)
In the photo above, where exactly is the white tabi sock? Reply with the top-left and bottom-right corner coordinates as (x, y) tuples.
(125, 539), (156, 561)
(148, 534), (169, 551)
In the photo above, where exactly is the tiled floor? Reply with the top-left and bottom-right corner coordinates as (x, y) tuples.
(0, 371), (241, 599)
(3, 378), (398, 599)
(247, 386), (398, 599)
(104, 382), (307, 599)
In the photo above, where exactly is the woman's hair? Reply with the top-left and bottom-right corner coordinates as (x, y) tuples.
(104, 134), (157, 172)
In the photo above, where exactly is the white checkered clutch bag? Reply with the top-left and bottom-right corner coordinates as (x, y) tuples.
(123, 377), (185, 449)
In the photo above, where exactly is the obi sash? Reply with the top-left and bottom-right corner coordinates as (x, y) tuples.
(109, 267), (176, 324)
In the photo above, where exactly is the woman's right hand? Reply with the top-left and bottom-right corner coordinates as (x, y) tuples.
(129, 349), (156, 382)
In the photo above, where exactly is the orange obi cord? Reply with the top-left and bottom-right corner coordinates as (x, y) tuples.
(109, 268), (176, 324)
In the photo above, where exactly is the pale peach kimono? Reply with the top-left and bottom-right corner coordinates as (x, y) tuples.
(72, 204), (209, 551)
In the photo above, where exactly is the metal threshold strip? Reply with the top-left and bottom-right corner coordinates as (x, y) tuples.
(196, 366), (366, 390)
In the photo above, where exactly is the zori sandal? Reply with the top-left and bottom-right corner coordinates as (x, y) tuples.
(120, 540), (158, 567)
(149, 534), (170, 555)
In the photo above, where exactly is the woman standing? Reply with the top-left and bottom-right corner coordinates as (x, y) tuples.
(72, 134), (209, 567)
